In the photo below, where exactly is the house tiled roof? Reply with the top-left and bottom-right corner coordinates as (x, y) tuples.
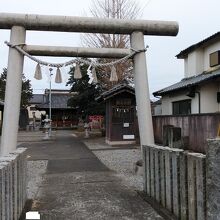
(96, 83), (135, 101)
(29, 94), (44, 104)
(37, 94), (74, 109)
(153, 67), (220, 96)
(176, 32), (220, 58)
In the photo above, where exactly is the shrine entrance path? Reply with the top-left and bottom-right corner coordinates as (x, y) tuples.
(18, 130), (163, 220)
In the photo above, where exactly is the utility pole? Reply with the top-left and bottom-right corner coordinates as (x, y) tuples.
(49, 68), (53, 137)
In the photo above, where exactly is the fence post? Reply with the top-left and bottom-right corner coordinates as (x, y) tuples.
(154, 148), (160, 203)
(195, 154), (206, 220)
(0, 163), (7, 219)
(150, 147), (155, 198)
(145, 146), (150, 195)
(206, 139), (220, 220)
(160, 149), (166, 207)
(142, 147), (147, 192)
(164, 148), (172, 211)
(187, 153), (197, 220)
(171, 149), (183, 218)
(179, 152), (188, 220)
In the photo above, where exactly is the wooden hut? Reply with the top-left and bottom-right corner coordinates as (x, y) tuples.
(97, 83), (139, 145)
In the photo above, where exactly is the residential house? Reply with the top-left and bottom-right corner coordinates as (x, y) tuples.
(153, 32), (220, 115)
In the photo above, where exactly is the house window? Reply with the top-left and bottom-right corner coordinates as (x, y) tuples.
(210, 51), (220, 67)
(172, 99), (191, 115)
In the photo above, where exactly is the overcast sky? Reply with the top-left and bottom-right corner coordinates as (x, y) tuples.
(0, 0), (219, 98)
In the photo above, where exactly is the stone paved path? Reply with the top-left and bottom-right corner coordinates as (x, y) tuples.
(19, 130), (163, 220)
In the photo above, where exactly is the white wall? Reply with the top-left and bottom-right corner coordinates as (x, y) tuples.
(161, 82), (220, 115)
(184, 48), (204, 78)
(204, 41), (220, 71)
(184, 57), (188, 77)
(161, 93), (195, 115)
(200, 83), (220, 113)
(184, 41), (220, 78)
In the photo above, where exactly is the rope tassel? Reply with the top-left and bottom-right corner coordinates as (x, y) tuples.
(74, 63), (82, 79)
(110, 65), (118, 82)
(34, 63), (42, 80)
(55, 67), (62, 83)
(92, 67), (98, 84)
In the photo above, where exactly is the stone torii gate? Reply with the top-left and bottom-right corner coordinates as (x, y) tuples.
(0, 13), (178, 156)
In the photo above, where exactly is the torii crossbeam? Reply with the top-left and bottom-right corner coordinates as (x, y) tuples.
(0, 13), (178, 156)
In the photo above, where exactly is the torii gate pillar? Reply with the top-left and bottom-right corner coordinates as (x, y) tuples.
(0, 26), (26, 156)
(131, 32), (154, 145)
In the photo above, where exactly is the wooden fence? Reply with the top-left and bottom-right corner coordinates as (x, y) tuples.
(143, 145), (206, 220)
(153, 113), (220, 153)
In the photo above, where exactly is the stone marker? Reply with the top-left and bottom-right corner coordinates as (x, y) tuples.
(162, 125), (174, 146)
(168, 127), (182, 149)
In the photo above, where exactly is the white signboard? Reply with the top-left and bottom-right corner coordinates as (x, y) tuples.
(123, 123), (129, 127)
(26, 211), (40, 219)
(123, 135), (135, 140)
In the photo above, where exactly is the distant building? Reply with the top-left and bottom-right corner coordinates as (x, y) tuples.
(151, 99), (162, 115)
(154, 32), (220, 115)
(28, 89), (78, 128)
(27, 94), (45, 121)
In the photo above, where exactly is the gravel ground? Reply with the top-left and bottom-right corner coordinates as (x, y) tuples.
(83, 138), (144, 191)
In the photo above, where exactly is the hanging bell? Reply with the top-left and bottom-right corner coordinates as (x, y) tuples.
(74, 63), (82, 79)
(92, 67), (98, 83)
(34, 63), (42, 80)
(110, 65), (118, 82)
(55, 67), (62, 83)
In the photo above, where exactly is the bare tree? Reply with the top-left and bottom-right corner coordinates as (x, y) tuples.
(82, 0), (140, 89)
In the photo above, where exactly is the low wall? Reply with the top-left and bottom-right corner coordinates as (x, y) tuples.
(0, 147), (27, 220)
(153, 113), (220, 153)
(143, 145), (206, 220)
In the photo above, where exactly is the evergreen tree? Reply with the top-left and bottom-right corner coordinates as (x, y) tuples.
(0, 68), (33, 107)
(66, 61), (105, 119)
